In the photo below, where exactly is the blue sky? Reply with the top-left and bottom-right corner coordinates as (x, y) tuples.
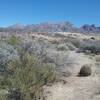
(0, 0), (100, 27)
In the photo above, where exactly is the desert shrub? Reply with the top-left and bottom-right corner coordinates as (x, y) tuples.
(7, 35), (21, 46)
(20, 38), (47, 59)
(81, 40), (100, 54)
(7, 88), (24, 100)
(57, 44), (69, 51)
(78, 64), (92, 76)
(0, 42), (18, 77)
(64, 36), (100, 54)
(0, 77), (12, 89)
(63, 36), (82, 48)
(7, 50), (56, 100)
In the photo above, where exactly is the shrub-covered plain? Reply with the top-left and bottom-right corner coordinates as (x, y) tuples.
(0, 35), (56, 100)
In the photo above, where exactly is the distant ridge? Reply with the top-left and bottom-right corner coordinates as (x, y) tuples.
(0, 21), (100, 34)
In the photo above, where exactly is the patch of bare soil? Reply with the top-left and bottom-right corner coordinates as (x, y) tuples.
(43, 53), (100, 100)
(43, 76), (100, 100)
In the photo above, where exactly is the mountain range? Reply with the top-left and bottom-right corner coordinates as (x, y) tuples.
(0, 21), (100, 34)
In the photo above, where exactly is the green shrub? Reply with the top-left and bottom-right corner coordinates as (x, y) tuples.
(7, 35), (21, 46)
(7, 51), (56, 100)
(7, 88), (24, 100)
(0, 77), (12, 89)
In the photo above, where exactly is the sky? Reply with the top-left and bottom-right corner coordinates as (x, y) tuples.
(0, 0), (100, 27)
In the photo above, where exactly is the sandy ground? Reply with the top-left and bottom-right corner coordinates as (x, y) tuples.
(43, 51), (100, 100)
(43, 76), (100, 100)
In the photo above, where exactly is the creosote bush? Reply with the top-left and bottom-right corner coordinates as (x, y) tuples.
(7, 50), (56, 100)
